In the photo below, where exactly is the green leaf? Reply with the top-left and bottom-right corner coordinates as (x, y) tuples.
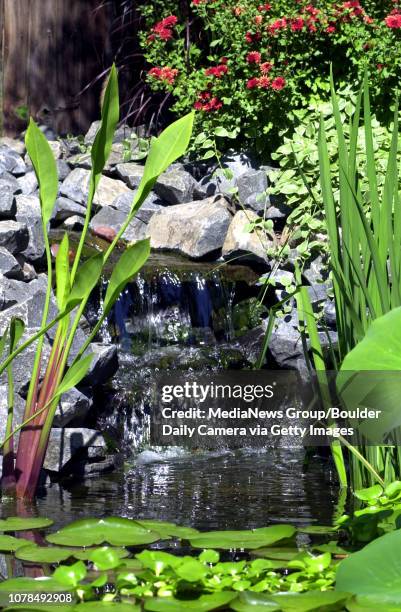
(175, 559), (208, 582)
(0, 577), (71, 593)
(199, 549), (220, 564)
(144, 593), (237, 612)
(270, 591), (351, 611)
(56, 233), (71, 311)
(56, 354), (94, 397)
(25, 119), (58, 226)
(91, 64), (120, 181)
(53, 561), (87, 587)
(134, 519), (198, 540)
(9, 318), (25, 351)
(89, 546), (123, 570)
(0, 516), (53, 531)
(230, 592), (280, 611)
(336, 529), (401, 604)
(67, 253), (104, 309)
(354, 485), (383, 502)
(74, 605), (140, 612)
(46, 517), (161, 547)
(0, 535), (33, 552)
(103, 238), (150, 315)
(15, 544), (78, 564)
(189, 525), (295, 550)
(202, 149), (215, 160)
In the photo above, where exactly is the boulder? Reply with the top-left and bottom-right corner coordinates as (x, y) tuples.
(53, 388), (92, 427)
(57, 160), (71, 181)
(15, 195), (45, 261)
(148, 196), (232, 259)
(237, 169), (269, 213)
(60, 168), (130, 208)
(112, 191), (163, 223)
(323, 301), (337, 329)
(83, 343), (119, 386)
(0, 247), (22, 279)
(84, 120), (101, 145)
(0, 146), (26, 176)
(153, 169), (206, 204)
(62, 215), (85, 231)
(222, 210), (271, 266)
(47, 141), (66, 160)
(90, 207), (148, 243)
(0, 187), (16, 218)
(0, 221), (29, 255)
(0, 137), (26, 156)
(200, 151), (255, 196)
(0, 280), (55, 332)
(17, 171), (38, 196)
(116, 163), (144, 189)
(52, 197), (86, 223)
(265, 202), (291, 221)
(0, 173), (22, 195)
(44, 428), (106, 473)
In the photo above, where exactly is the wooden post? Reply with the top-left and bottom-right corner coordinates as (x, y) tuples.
(1, 0), (112, 136)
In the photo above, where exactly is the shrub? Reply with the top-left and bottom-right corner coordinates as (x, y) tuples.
(139, 0), (401, 156)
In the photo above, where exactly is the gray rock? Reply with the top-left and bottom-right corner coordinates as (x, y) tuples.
(39, 125), (57, 141)
(83, 343), (119, 387)
(44, 428), (106, 473)
(54, 388), (92, 427)
(112, 191), (163, 223)
(0, 387), (25, 444)
(18, 261), (38, 282)
(0, 247), (22, 279)
(0, 280), (54, 332)
(237, 169), (269, 213)
(0, 146), (26, 176)
(0, 137), (26, 156)
(307, 283), (329, 305)
(0, 221), (29, 254)
(15, 195), (45, 261)
(52, 197), (86, 222)
(148, 196), (231, 259)
(265, 202), (291, 221)
(303, 255), (328, 285)
(84, 120), (101, 145)
(153, 169), (206, 204)
(60, 168), (130, 208)
(116, 163), (144, 189)
(57, 160), (71, 181)
(0, 173), (22, 195)
(200, 152), (255, 196)
(62, 215), (85, 231)
(90, 207), (148, 243)
(47, 141), (66, 160)
(0, 187), (16, 218)
(268, 314), (309, 378)
(323, 301), (337, 329)
(222, 210), (271, 266)
(17, 171), (38, 196)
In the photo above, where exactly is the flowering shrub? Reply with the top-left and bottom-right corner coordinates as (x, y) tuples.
(139, 0), (401, 156)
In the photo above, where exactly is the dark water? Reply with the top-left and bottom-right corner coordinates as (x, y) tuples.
(2, 448), (340, 532)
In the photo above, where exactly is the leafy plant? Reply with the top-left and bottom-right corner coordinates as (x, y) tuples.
(0, 66), (194, 500)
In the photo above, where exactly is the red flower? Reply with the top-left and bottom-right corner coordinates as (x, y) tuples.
(247, 77), (259, 89)
(220, 57), (228, 64)
(205, 64), (228, 77)
(377, 63), (384, 71)
(258, 76), (271, 88)
(260, 61), (273, 74)
(151, 15), (178, 41)
(161, 15), (178, 27)
(326, 25), (336, 33)
(271, 76), (286, 90)
(385, 13), (401, 28)
(291, 17), (305, 31)
(194, 91), (222, 111)
(305, 5), (320, 17)
(148, 66), (179, 85)
(254, 15), (263, 25)
(268, 18), (287, 34)
(245, 31), (262, 43)
(258, 3), (272, 11)
(247, 51), (262, 64)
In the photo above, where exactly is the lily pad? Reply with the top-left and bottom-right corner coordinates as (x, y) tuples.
(46, 517), (161, 547)
(189, 525), (295, 550)
(4, 606), (74, 612)
(251, 547), (299, 561)
(0, 517), (53, 532)
(346, 597), (401, 612)
(144, 593), (237, 611)
(15, 545), (79, 564)
(230, 592), (281, 611)
(134, 519), (199, 539)
(297, 525), (338, 535)
(74, 604), (141, 611)
(271, 591), (351, 611)
(0, 535), (33, 552)
(0, 577), (72, 593)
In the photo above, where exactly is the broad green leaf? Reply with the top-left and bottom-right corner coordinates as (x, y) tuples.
(230, 592), (280, 611)
(4, 605), (74, 612)
(336, 529), (401, 603)
(74, 604), (141, 612)
(56, 233), (71, 311)
(25, 119), (58, 226)
(53, 561), (86, 587)
(0, 326), (9, 363)
(346, 597), (401, 611)
(67, 253), (103, 309)
(134, 519), (198, 540)
(144, 593), (236, 612)
(56, 354), (94, 397)
(297, 525), (338, 535)
(189, 525), (295, 550)
(250, 547), (299, 561)
(9, 318), (25, 352)
(46, 517), (161, 547)
(103, 238), (150, 315)
(0, 516), (53, 531)
(89, 546), (123, 570)
(16, 544), (78, 564)
(271, 591), (350, 611)
(136, 550), (183, 575)
(0, 535), (32, 551)
(175, 558), (208, 582)
(91, 64), (120, 181)
(132, 112), (194, 216)
(0, 577), (71, 593)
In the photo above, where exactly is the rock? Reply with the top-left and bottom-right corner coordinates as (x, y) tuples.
(0, 137), (26, 156)
(57, 160), (71, 181)
(84, 120), (101, 145)
(15, 195), (45, 261)
(148, 196), (231, 259)
(54, 388), (92, 427)
(303, 254), (328, 285)
(0, 248), (22, 279)
(0, 187), (16, 218)
(18, 261), (37, 281)
(307, 283), (329, 305)
(0, 387), (25, 443)
(268, 314), (308, 377)
(222, 210), (271, 266)
(47, 141), (66, 160)
(237, 169), (269, 213)
(62, 215), (85, 231)
(116, 163), (144, 189)
(323, 301), (337, 329)
(0, 221), (29, 255)
(0, 279), (54, 332)
(153, 169), (206, 204)
(52, 197), (86, 223)
(90, 207), (147, 243)
(200, 151), (255, 196)
(0, 146), (26, 176)
(67, 152), (92, 170)
(265, 202), (291, 221)
(17, 171), (38, 196)
(60, 168), (130, 208)
(112, 191), (163, 223)
(236, 325), (267, 366)
(0, 173), (22, 195)
(83, 343), (119, 386)
(39, 125), (57, 141)
(44, 428), (106, 473)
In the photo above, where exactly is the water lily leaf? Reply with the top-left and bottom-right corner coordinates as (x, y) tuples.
(336, 529), (401, 603)
(230, 592), (280, 611)
(175, 558), (208, 582)
(0, 535), (33, 552)
(89, 546), (124, 570)
(251, 547), (299, 561)
(74, 604), (140, 611)
(0, 577), (71, 593)
(134, 519), (199, 540)
(46, 517), (161, 547)
(136, 550), (183, 574)
(297, 525), (337, 535)
(76, 546), (129, 562)
(4, 606), (74, 612)
(0, 517), (53, 531)
(15, 544), (78, 563)
(144, 592), (237, 611)
(270, 591), (351, 611)
(346, 597), (401, 611)
(189, 525), (295, 550)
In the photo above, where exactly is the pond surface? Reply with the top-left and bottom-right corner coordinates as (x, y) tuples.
(3, 448), (340, 532)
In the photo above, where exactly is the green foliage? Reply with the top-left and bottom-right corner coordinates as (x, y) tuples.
(0, 516), (53, 531)
(189, 525), (295, 550)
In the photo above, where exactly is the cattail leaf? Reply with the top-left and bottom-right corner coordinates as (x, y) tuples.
(9, 318), (25, 353)
(55, 233), (71, 312)
(91, 64), (120, 181)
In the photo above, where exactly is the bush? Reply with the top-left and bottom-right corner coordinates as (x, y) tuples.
(139, 0), (401, 157)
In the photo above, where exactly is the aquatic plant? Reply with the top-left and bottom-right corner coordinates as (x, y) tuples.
(0, 66), (194, 500)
